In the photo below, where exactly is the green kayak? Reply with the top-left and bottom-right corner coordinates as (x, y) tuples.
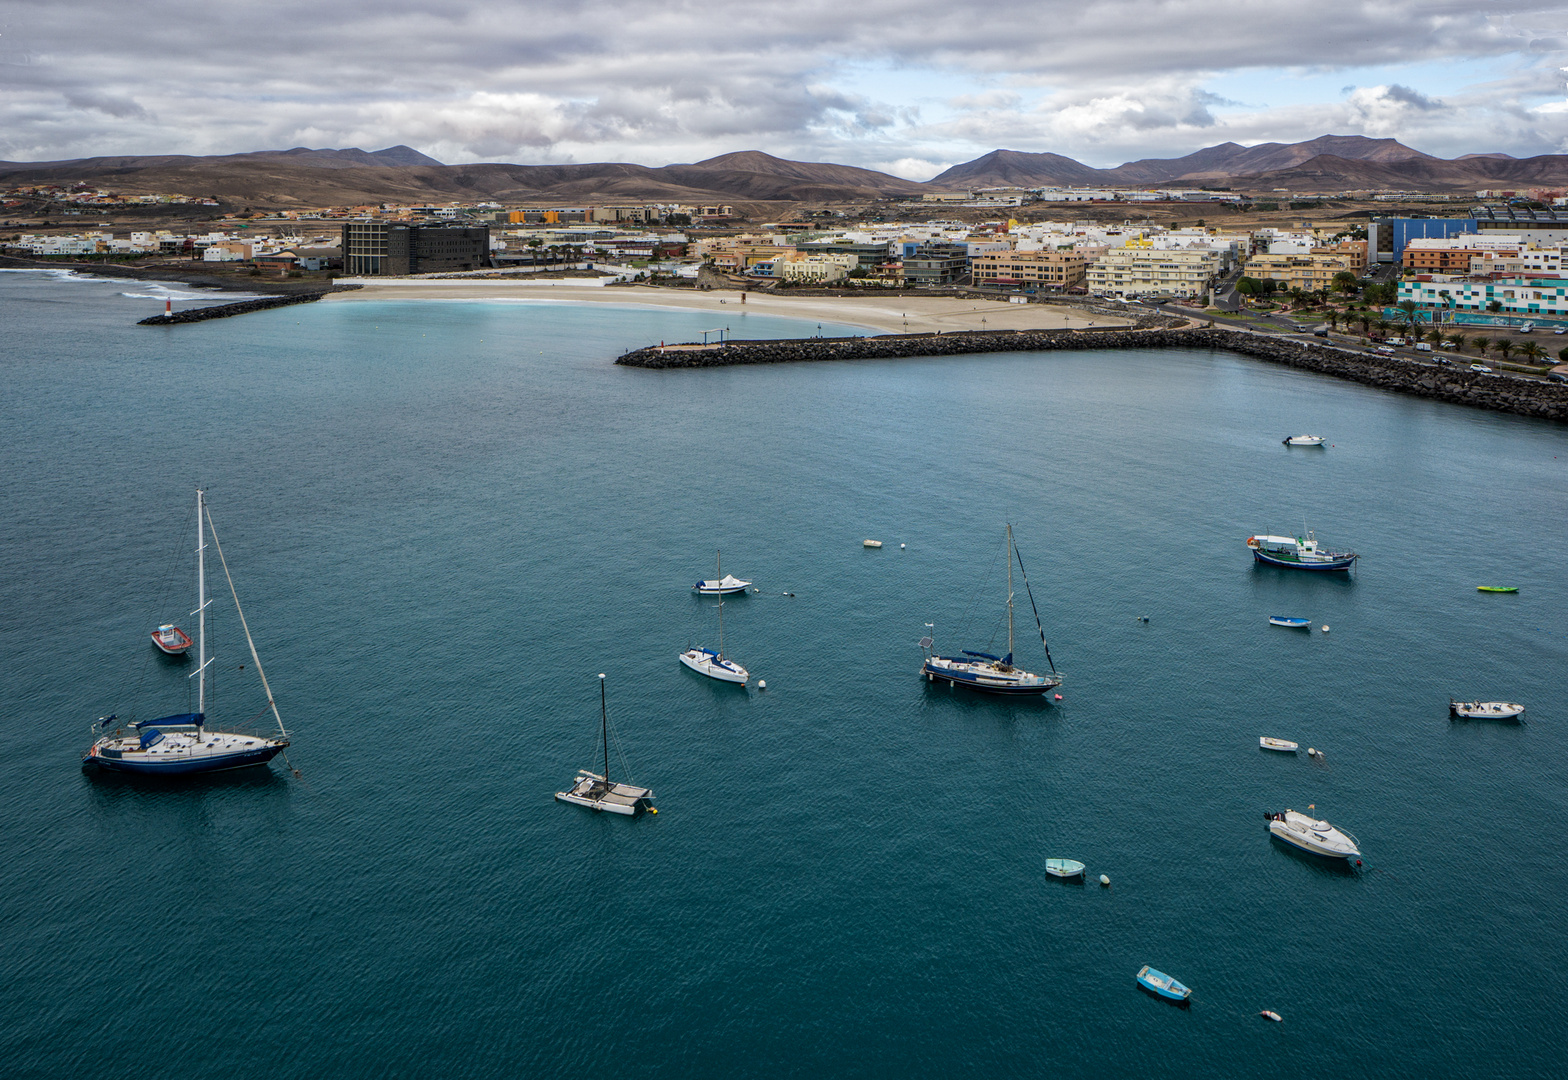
(1477, 586), (1518, 593)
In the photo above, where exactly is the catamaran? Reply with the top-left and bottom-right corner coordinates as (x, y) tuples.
(83, 490), (291, 775)
(555, 674), (655, 815)
(921, 525), (1062, 696)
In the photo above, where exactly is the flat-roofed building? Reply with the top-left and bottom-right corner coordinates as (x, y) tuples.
(971, 250), (1087, 290)
(1243, 251), (1360, 291)
(1086, 246), (1218, 298)
(343, 222), (491, 275)
(776, 252), (859, 284)
(902, 243), (970, 287)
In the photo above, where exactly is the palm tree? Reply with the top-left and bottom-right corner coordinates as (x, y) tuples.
(1447, 332), (1467, 353)
(1374, 318), (1391, 339)
(1325, 310), (1340, 331)
(1471, 336), (1490, 357)
(1426, 328), (1443, 346)
(1520, 342), (1546, 364)
(1357, 313), (1372, 336)
(1495, 339), (1515, 362)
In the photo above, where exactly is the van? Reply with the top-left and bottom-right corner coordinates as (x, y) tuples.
(1387, 337), (1405, 346)
(1414, 342), (1432, 351)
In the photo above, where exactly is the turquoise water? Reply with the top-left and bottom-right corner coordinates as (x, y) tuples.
(2, 271), (1565, 1078)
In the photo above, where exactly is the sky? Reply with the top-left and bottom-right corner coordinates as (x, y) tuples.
(2, 1), (1566, 178)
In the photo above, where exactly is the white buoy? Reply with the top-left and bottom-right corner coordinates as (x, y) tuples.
(1099, 874), (1111, 887)
(1307, 747), (1316, 757)
(900, 543), (906, 549)
(1321, 625), (1330, 633)
(758, 679), (766, 690)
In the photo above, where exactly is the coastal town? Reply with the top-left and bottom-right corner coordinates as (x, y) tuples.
(6, 180), (1568, 374)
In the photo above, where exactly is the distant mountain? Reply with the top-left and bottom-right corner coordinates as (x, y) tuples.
(2, 137), (1565, 210)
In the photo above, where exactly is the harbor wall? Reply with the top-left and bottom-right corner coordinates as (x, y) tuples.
(616, 327), (1568, 423)
(137, 290), (334, 325)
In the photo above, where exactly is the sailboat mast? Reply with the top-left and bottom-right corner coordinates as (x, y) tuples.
(197, 488), (207, 719)
(1006, 524), (1015, 661)
(718, 600), (725, 658)
(599, 673), (609, 782)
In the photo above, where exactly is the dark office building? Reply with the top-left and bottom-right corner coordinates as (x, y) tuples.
(902, 243), (971, 288)
(342, 222), (491, 275)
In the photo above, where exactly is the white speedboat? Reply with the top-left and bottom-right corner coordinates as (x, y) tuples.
(1450, 699), (1524, 720)
(1282, 435), (1326, 446)
(1266, 809), (1360, 859)
(556, 675), (655, 815)
(1259, 737), (1299, 752)
(694, 549), (751, 594)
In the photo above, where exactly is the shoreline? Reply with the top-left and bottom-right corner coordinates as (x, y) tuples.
(323, 280), (1134, 336)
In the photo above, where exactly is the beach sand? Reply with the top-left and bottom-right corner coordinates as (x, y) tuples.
(324, 280), (1133, 336)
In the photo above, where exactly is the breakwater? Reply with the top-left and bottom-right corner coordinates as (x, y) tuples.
(616, 326), (1568, 422)
(137, 290), (334, 325)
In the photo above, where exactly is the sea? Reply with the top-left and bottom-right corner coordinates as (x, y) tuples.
(1, 269), (1565, 1079)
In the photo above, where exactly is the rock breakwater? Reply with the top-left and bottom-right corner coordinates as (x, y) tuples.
(137, 290), (333, 325)
(616, 326), (1568, 423)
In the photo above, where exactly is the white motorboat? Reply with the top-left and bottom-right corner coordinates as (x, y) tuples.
(1259, 737), (1299, 752)
(1450, 699), (1524, 720)
(679, 598), (749, 684)
(1282, 435), (1326, 446)
(556, 675), (655, 815)
(1266, 808), (1360, 859)
(863, 539), (883, 548)
(693, 549), (751, 594)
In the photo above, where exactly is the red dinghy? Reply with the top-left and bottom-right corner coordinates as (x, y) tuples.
(151, 623), (192, 655)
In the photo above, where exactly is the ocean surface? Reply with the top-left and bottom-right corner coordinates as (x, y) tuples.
(2, 269), (1565, 1079)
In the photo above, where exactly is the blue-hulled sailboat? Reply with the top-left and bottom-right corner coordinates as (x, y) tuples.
(83, 490), (291, 775)
(921, 525), (1062, 696)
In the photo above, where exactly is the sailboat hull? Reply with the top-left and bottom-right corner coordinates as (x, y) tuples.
(922, 657), (1060, 696)
(84, 742), (286, 775)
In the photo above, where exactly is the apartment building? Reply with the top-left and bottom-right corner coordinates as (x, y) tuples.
(1086, 247), (1219, 298)
(970, 250), (1087, 290)
(902, 243), (970, 287)
(776, 252), (859, 284)
(1243, 251), (1359, 291)
(1400, 275), (1567, 318)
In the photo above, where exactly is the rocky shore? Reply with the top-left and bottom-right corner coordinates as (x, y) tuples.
(616, 326), (1568, 423)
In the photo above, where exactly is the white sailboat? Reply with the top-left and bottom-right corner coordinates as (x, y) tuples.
(83, 489), (292, 775)
(679, 598), (750, 684)
(555, 674), (655, 815)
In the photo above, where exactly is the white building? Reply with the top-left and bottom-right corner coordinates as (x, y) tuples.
(1085, 245), (1220, 298)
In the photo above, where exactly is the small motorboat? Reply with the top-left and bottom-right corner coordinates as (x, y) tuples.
(693, 549), (750, 594)
(1476, 586), (1518, 593)
(1266, 808), (1360, 859)
(1135, 966), (1191, 1001)
(1282, 435), (1326, 446)
(863, 539), (883, 548)
(151, 623), (192, 655)
(1045, 858), (1085, 878)
(1450, 699), (1524, 720)
(1259, 737), (1299, 752)
(1260, 1010), (1283, 1023)
(1268, 616), (1310, 629)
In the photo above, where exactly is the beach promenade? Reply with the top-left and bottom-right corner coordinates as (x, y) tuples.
(324, 279), (1133, 336)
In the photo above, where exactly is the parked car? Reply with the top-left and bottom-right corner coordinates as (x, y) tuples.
(1471, 363), (1494, 373)
(1376, 345), (1396, 354)
(1434, 356), (1454, 366)
(1549, 371), (1568, 383)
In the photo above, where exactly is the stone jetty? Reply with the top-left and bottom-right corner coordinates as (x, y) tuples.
(137, 290), (331, 325)
(616, 326), (1568, 423)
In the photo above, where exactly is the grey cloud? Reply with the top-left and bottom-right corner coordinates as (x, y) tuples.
(1382, 84), (1444, 111)
(64, 91), (149, 119)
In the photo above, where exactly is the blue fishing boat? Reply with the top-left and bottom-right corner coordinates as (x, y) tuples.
(83, 490), (291, 776)
(921, 525), (1061, 697)
(1247, 531), (1357, 571)
(1268, 616), (1311, 628)
(1136, 965), (1192, 1001)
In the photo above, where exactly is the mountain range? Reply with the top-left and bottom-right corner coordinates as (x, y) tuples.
(3, 137), (1565, 211)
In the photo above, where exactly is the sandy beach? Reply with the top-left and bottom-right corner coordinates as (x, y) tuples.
(324, 279), (1132, 336)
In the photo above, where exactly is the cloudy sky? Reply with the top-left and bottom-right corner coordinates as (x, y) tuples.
(2, 1), (1566, 176)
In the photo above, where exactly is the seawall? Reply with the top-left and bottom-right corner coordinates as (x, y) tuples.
(616, 327), (1568, 423)
(137, 290), (337, 325)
